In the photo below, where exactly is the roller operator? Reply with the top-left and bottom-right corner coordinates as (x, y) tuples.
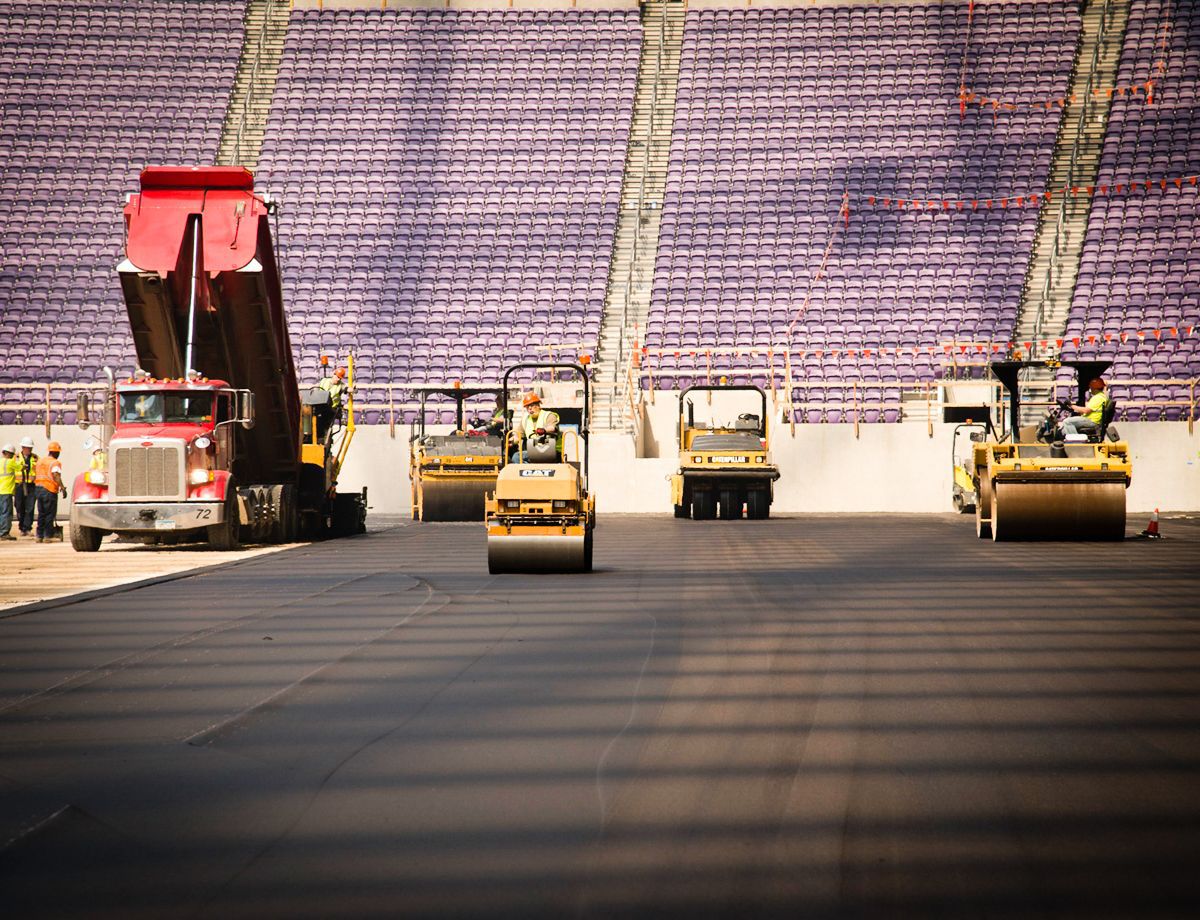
(514, 392), (559, 461)
(1061, 377), (1112, 439)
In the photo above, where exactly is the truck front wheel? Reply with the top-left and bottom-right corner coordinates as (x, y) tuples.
(70, 523), (103, 552)
(208, 485), (241, 551)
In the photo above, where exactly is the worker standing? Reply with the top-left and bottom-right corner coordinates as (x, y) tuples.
(34, 441), (66, 543)
(12, 436), (38, 538)
(319, 367), (348, 416)
(1062, 378), (1112, 439)
(0, 443), (16, 541)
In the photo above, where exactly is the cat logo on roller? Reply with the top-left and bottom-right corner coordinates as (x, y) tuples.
(484, 362), (595, 573)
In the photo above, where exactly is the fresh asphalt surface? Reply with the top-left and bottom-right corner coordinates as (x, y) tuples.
(1, 513), (1199, 918)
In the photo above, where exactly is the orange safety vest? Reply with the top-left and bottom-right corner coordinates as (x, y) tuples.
(34, 455), (63, 493)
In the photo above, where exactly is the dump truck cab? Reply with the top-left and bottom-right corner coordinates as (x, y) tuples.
(972, 359), (1132, 541)
(71, 373), (254, 549)
(671, 384), (780, 520)
(484, 363), (595, 573)
(409, 384), (507, 521)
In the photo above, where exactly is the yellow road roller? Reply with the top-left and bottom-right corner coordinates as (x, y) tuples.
(671, 384), (780, 519)
(485, 362), (595, 573)
(972, 359), (1131, 541)
(410, 384), (507, 521)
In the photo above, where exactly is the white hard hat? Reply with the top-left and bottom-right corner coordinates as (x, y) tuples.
(1, 443), (14, 454)
(19, 436), (35, 449)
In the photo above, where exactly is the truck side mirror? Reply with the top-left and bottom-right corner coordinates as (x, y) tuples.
(240, 392), (256, 429)
(77, 393), (91, 429)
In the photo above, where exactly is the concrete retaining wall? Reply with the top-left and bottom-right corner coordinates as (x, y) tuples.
(4, 417), (1196, 518)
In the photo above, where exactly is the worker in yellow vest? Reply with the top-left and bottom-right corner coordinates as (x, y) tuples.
(34, 440), (66, 543)
(1061, 377), (1113, 439)
(0, 443), (16, 541)
(12, 436), (38, 538)
(516, 393), (561, 462)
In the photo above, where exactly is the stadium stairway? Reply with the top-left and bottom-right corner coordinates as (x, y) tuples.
(593, 0), (686, 431)
(217, 0), (291, 169)
(1013, 0), (1132, 419)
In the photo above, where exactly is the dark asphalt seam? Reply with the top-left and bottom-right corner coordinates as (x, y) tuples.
(0, 564), (388, 718)
(183, 579), (443, 746)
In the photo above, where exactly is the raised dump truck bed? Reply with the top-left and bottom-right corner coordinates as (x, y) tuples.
(118, 166), (299, 486)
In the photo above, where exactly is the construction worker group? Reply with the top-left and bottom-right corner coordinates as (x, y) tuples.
(1, 436), (66, 543)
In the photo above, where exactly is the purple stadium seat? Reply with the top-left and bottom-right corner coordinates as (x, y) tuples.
(1063, 0), (1200, 415)
(644, 2), (1081, 420)
(0, 1), (244, 388)
(256, 9), (640, 391)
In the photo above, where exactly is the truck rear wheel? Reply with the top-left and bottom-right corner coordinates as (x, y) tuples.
(208, 486), (241, 551)
(269, 484), (298, 542)
(70, 523), (103, 553)
(692, 490), (716, 520)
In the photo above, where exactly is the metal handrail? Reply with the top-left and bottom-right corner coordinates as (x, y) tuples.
(608, 0), (671, 429)
(229, 0), (283, 166)
(1028, 0), (1116, 353)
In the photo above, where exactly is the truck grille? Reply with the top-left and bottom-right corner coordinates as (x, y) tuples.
(113, 446), (182, 498)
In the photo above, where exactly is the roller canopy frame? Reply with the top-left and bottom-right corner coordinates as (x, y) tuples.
(677, 385), (769, 432)
(411, 384), (506, 436)
(989, 360), (1112, 439)
(500, 362), (590, 481)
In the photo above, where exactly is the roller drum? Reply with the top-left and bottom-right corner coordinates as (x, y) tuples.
(419, 479), (492, 522)
(488, 534), (588, 573)
(991, 480), (1126, 541)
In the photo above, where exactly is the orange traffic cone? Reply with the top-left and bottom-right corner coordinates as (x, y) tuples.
(1139, 509), (1161, 539)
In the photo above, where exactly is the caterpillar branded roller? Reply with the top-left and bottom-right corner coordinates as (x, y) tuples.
(671, 385), (780, 519)
(485, 362), (595, 573)
(410, 384), (506, 521)
(69, 166), (366, 551)
(971, 359), (1130, 541)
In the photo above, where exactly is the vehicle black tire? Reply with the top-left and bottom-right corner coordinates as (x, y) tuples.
(269, 484), (298, 542)
(718, 488), (742, 520)
(583, 529), (594, 572)
(70, 522), (103, 553)
(208, 485), (241, 550)
(692, 489), (716, 520)
(745, 489), (769, 520)
(673, 503), (689, 518)
(330, 492), (365, 537)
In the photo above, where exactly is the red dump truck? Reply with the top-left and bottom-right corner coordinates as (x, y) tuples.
(70, 166), (365, 551)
